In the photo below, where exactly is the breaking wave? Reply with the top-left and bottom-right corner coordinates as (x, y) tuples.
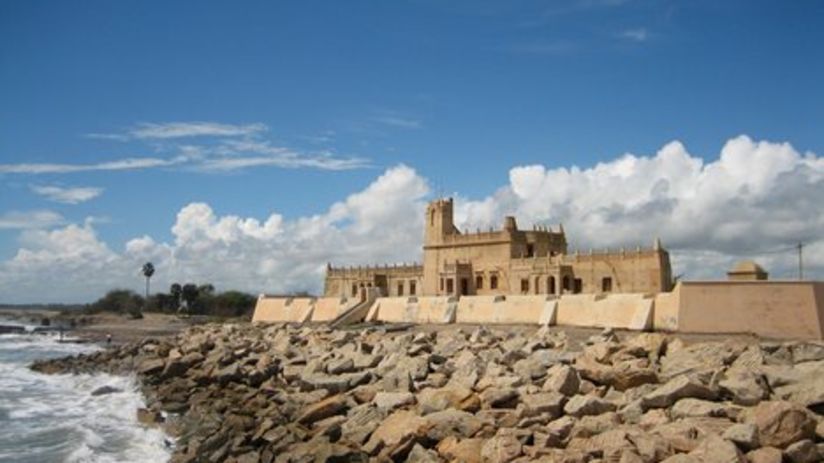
(0, 322), (171, 462)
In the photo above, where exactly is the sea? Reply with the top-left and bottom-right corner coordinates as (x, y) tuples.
(0, 318), (171, 463)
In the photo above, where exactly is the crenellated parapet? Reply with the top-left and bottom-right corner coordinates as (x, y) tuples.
(510, 245), (663, 267)
(326, 263), (424, 277)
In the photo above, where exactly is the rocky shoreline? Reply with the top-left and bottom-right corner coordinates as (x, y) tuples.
(30, 323), (824, 463)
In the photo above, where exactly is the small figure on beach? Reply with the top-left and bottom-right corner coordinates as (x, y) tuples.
(106, 333), (112, 345)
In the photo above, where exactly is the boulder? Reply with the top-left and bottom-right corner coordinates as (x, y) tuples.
(406, 443), (440, 463)
(437, 436), (484, 463)
(373, 391), (415, 411)
(718, 369), (768, 406)
(745, 447), (783, 463)
(326, 357), (354, 374)
(563, 395), (616, 417)
(745, 401), (816, 448)
(722, 423), (759, 451)
(641, 376), (716, 409)
(91, 385), (121, 396)
(480, 433), (522, 463)
(480, 388), (519, 409)
(542, 364), (581, 396)
(670, 398), (730, 419)
(521, 392), (565, 418)
(136, 407), (164, 426)
(138, 358), (165, 375)
(418, 385), (480, 415)
(687, 435), (745, 463)
(296, 394), (347, 425)
(425, 408), (484, 441)
(363, 409), (429, 456)
(783, 439), (819, 463)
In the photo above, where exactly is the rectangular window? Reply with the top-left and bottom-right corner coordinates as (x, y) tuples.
(574, 278), (583, 294)
(409, 281), (416, 295)
(440, 278), (444, 291)
(475, 275), (483, 290)
(601, 277), (612, 292)
(397, 282), (404, 296)
(490, 275), (498, 289)
(351, 284), (357, 297)
(446, 278), (454, 294)
(521, 278), (529, 293)
(526, 244), (534, 258)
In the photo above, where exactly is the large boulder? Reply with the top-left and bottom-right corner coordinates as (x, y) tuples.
(437, 436), (484, 463)
(718, 369), (769, 406)
(418, 385), (480, 415)
(563, 395), (616, 417)
(641, 375), (717, 409)
(296, 394), (348, 425)
(688, 435), (746, 463)
(542, 364), (580, 396)
(480, 433), (522, 463)
(745, 401), (817, 448)
(424, 408), (484, 441)
(363, 409), (429, 456)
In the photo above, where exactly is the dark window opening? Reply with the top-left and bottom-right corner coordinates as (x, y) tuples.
(520, 278), (529, 293)
(574, 278), (583, 294)
(409, 281), (416, 295)
(460, 278), (469, 296)
(562, 276), (571, 292)
(526, 244), (534, 258)
(440, 278), (444, 291)
(548, 276), (556, 295)
(446, 278), (454, 294)
(602, 277), (612, 292)
(397, 282), (404, 296)
(475, 275), (483, 290)
(351, 284), (357, 297)
(490, 275), (498, 289)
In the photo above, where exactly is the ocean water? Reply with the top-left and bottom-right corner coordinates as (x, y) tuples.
(0, 320), (171, 463)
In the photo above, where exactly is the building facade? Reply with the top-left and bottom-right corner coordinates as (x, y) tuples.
(324, 198), (673, 298)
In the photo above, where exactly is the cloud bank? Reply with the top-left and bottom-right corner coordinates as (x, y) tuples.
(1, 135), (821, 303)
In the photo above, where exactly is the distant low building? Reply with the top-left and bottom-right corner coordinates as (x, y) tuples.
(727, 260), (769, 281)
(324, 198), (673, 298)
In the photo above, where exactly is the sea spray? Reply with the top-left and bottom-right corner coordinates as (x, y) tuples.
(0, 326), (171, 463)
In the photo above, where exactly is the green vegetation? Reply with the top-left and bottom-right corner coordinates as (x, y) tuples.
(87, 283), (257, 319)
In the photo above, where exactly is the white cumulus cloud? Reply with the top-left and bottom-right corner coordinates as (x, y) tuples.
(0, 135), (822, 303)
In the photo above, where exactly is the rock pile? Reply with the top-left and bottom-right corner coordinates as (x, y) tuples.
(30, 324), (824, 463)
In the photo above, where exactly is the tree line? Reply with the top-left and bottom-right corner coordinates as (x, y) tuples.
(87, 283), (257, 319)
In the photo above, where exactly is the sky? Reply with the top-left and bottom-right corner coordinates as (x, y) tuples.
(1, 0), (823, 303)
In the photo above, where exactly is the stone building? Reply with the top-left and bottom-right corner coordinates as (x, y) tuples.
(324, 198), (673, 298)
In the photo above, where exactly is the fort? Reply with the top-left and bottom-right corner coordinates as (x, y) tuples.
(324, 198), (672, 299)
(254, 198), (824, 340)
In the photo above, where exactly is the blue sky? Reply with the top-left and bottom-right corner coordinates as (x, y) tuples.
(1, 0), (823, 302)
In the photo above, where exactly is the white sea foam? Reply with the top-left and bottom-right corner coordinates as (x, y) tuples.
(0, 327), (172, 462)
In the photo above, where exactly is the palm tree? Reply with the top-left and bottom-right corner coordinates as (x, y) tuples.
(142, 262), (155, 308)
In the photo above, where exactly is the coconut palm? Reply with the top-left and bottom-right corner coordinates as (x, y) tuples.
(142, 262), (155, 306)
